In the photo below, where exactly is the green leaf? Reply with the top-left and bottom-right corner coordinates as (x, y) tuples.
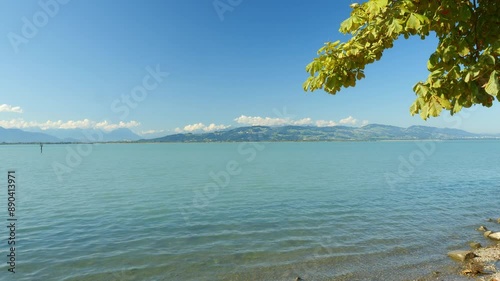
(464, 72), (471, 83)
(340, 18), (353, 33)
(331, 40), (341, 48)
(356, 71), (365, 80)
(419, 104), (429, 119)
(325, 77), (337, 90)
(485, 71), (499, 96)
(428, 100), (443, 117)
(448, 66), (461, 80)
(426, 60), (434, 71)
(430, 69), (444, 78)
(453, 102), (463, 114)
(436, 96), (452, 109)
(387, 19), (403, 37)
(303, 77), (313, 91)
(479, 54), (496, 65)
(413, 13), (429, 24)
(409, 101), (419, 115)
(406, 14), (421, 31)
(433, 79), (442, 88)
(442, 45), (457, 63)
(458, 46), (470, 57)
(459, 5), (471, 21)
(374, 0), (388, 9)
(414, 83), (428, 96)
(426, 53), (438, 71)
(305, 61), (314, 75)
(365, 1), (379, 15)
(494, 45), (500, 54)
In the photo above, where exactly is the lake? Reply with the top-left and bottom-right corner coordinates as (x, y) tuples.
(1, 141), (499, 280)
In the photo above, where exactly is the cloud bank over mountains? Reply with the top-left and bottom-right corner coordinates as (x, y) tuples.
(233, 115), (367, 127)
(172, 115), (369, 133)
(0, 103), (368, 135)
(0, 118), (140, 131)
(0, 103), (140, 131)
(174, 123), (231, 133)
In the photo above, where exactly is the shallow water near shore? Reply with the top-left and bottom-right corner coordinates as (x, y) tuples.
(1, 141), (499, 280)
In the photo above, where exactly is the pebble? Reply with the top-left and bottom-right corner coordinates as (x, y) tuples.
(478, 225), (488, 232)
(469, 242), (482, 249)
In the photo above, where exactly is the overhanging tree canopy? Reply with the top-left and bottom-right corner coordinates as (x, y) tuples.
(303, 0), (500, 119)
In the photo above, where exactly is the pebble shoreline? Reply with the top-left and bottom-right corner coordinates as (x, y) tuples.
(448, 218), (500, 281)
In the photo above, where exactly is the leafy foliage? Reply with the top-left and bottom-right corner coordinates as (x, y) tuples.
(303, 0), (500, 119)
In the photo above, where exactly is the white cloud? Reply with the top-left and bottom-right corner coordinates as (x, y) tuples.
(0, 104), (23, 113)
(59, 119), (93, 129)
(95, 120), (140, 131)
(184, 123), (206, 132)
(175, 123), (230, 133)
(293, 118), (313, 125)
(234, 115), (313, 126)
(235, 115), (366, 128)
(203, 123), (231, 132)
(0, 118), (140, 131)
(316, 120), (338, 127)
(235, 115), (287, 126)
(339, 116), (357, 125)
(361, 120), (369, 126)
(140, 129), (166, 135)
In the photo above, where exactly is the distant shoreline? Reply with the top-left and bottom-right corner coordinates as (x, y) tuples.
(1, 138), (500, 145)
(2, 124), (499, 144)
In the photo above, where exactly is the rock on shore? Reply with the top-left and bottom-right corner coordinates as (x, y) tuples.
(448, 250), (475, 262)
(488, 232), (500, 241)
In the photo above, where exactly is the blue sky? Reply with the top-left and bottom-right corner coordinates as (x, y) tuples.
(1, 0), (499, 136)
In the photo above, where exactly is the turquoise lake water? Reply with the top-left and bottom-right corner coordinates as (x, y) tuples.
(0, 141), (499, 281)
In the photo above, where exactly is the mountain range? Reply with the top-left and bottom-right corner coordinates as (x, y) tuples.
(0, 127), (141, 143)
(145, 124), (496, 142)
(0, 124), (497, 143)
(37, 128), (142, 142)
(0, 127), (61, 143)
